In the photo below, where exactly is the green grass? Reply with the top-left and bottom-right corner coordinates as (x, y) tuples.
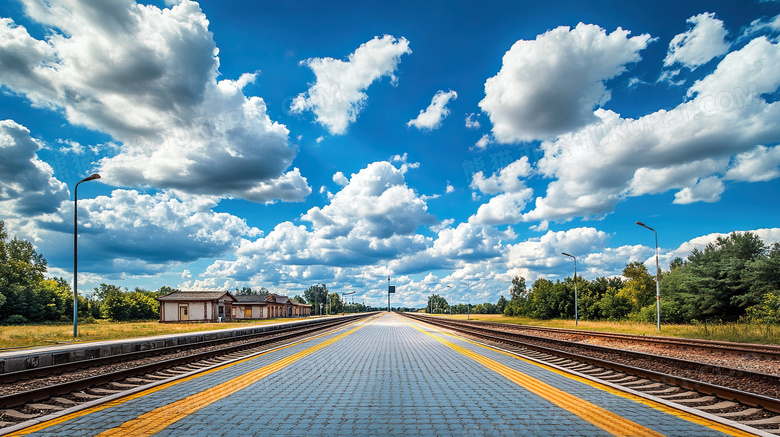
(437, 314), (780, 345)
(0, 318), (310, 350)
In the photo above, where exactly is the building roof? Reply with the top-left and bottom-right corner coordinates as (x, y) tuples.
(158, 290), (237, 302)
(269, 294), (291, 304)
(234, 293), (270, 303)
(227, 292), (311, 307)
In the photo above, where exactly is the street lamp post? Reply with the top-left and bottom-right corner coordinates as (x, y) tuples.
(561, 252), (578, 326)
(637, 221), (661, 332)
(74, 173), (101, 338)
(342, 291), (356, 314)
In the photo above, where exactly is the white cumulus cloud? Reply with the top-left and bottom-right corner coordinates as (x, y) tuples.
(725, 145), (780, 182)
(407, 90), (457, 130)
(291, 35), (411, 135)
(0, 0), (310, 203)
(664, 13), (731, 70)
(522, 36), (780, 222)
(479, 23), (652, 143)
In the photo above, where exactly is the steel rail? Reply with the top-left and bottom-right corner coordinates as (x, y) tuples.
(0, 316), (361, 384)
(455, 318), (780, 360)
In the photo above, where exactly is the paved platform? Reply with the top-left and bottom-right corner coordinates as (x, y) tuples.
(2, 313), (765, 437)
(0, 316), (351, 375)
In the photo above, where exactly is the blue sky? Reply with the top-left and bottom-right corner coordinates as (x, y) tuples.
(1, 0), (779, 308)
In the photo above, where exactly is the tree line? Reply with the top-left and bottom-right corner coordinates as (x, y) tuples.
(426, 294), (509, 315)
(505, 232), (780, 324)
(4, 219), (776, 325)
(301, 283), (367, 314)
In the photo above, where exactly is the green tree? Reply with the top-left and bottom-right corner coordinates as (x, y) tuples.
(427, 294), (449, 314)
(741, 243), (780, 310)
(157, 286), (176, 296)
(746, 290), (780, 324)
(686, 232), (766, 320)
(327, 293), (343, 313)
(618, 262), (656, 311)
(0, 220), (62, 323)
(599, 287), (632, 321)
(235, 286), (269, 296)
(496, 296), (508, 314)
(509, 276), (527, 301)
(101, 286), (159, 321)
(292, 295), (306, 304)
(669, 257), (686, 270)
(503, 299), (521, 316)
(304, 284), (329, 315)
(34, 279), (72, 321)
(577, 286), (602, 321)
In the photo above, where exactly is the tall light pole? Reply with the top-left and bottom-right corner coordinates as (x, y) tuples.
(561, 252), (578, 326)
(74, 173), (101, 338)
(637, 221), (661, 331)
(342, 291), (356, 314)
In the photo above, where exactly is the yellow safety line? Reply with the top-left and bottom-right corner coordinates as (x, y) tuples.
(94, 320), (371, 436)
(406, 317), (758, 437)
(6, 317), (375, 436)
(402, 318), (663, 436)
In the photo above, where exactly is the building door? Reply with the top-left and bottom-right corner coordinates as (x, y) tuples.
(245, 308), (252, 318)
(179, 305), (188, 321)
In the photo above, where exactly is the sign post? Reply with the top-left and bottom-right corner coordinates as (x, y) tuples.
(387, 276), (395, 312)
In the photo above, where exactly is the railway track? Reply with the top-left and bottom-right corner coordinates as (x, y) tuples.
(0, 314), (371, 431)
(402, 313), (780, 435)
(452, 319), (780, 361)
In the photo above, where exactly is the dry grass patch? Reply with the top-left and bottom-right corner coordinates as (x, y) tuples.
(439, 314), (779, 345)
(0, 318), (297, 350)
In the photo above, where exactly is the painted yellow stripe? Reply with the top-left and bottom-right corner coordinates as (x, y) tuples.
(402, 318), (662, 437)
(409, 317), (758, 437)
(7, 317), (374, 437)
(93, 320), (371, 436)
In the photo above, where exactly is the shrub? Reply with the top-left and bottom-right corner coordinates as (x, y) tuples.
(4, 314), (29, 325)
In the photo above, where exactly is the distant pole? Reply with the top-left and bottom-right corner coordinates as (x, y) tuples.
(447, 285), (453, 317)
(562, 252), (578, 326)
(73, 174), (101, 338)
(387, 276), (390, 312)
(467, 284), (471, 321)
(637, 221), (661, 331)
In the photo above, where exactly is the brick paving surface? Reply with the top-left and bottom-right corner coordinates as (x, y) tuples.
(20, 313), (738, 436)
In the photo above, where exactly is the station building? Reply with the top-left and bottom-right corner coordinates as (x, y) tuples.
(232, 294), (312, 319)
(158, 290), (237, 323)
(158, 290), (311, 322)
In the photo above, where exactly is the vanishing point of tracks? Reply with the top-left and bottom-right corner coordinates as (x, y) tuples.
(403, 313), (780, 435)
(0, 315), (371, 431)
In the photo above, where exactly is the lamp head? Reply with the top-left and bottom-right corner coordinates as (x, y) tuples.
(81, 173), (101, 182)
(636, 221), (654, 231)
(562, 252), (574, 258)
